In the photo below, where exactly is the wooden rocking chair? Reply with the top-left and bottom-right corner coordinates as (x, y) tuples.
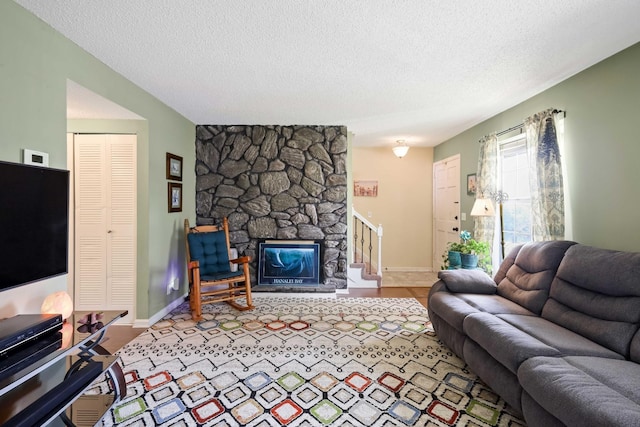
(184, 218), (254, 320)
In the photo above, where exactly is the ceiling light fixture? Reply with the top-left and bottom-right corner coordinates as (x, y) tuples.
(392, 140), (409, 158)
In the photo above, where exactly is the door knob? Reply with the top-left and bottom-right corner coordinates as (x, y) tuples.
(453, 227), (459, 232)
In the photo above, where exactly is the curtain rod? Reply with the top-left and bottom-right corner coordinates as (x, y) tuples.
(484, 109), (565, 140)
(496, 123), (524, 137)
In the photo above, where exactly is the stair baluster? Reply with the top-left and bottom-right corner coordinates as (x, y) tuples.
(351, 208), (383, 277)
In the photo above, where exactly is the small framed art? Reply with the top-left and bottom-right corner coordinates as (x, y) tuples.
(166, 152), (183, 181)
(168, 182), (182, 212)
(467, 173), (477, 196)
(354, 180), (378, 197)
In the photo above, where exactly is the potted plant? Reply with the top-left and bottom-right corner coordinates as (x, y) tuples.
(442, 241), (464, 269)
(442, 231), (491, 271)
(459, 230), (490, 270)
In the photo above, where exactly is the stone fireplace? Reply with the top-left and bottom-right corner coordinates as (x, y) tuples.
(194, 125), (347, 291)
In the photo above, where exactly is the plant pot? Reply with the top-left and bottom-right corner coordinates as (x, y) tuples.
(461, 253), (479, 269)
(447, 251), (462, 269)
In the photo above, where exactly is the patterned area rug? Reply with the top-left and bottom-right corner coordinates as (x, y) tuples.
(97, 295), (525, 426)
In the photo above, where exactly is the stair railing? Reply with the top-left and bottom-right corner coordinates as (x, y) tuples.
(352, 208), (383, 276)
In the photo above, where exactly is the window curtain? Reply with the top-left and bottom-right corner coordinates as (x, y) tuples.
(525, 109), (564, 240)
(474, 133), (498, 247)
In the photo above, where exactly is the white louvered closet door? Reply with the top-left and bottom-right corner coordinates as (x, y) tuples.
(74, 134), (136, 320)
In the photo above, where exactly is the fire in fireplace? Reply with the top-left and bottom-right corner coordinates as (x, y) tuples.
(257, 240), (321, 286)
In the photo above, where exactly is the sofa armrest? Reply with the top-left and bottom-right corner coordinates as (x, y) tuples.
(437, 269), (497, 294)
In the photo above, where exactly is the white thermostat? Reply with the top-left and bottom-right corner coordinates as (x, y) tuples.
(23, 149), (49, 167)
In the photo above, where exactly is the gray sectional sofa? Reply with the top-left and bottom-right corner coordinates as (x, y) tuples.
(427, 240), (640, 427)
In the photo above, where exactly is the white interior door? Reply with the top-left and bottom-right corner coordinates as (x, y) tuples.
(74, 134), (136, 322)
(433, 155), (461, 269)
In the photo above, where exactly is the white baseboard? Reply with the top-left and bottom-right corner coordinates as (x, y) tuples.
(133, 294), (187, 329)
(347, 281), (379, 289)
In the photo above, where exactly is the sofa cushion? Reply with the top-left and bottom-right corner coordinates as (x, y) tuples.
(563, 356), (640, 402)
(437, 269), (497, 293)
(492, 243), (521, 285)
(464, 312), (623, 375)
(518, 356), (640, 427)
(495, 314), (623, 360)
(631, 330), (640, 363)
(542, 244), (640, 359)
(427, 310), (467, 358)
(429, 292), (534, 332)
(455, 294), (535, 316)
(463, 313), (561, 374)
(553, 244), (640, 296)
(496, 240), (576, 314)
(521, 392), (565, 427)
(429, 293), (482, 332)
(463, 339), (524, 414)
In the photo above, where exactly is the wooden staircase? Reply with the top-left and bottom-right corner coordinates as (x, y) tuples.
(347, 262), (381, 288)
(350, 209), (384, 288)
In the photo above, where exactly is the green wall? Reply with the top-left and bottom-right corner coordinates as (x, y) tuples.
(435, 42), (640, 253)
(0, 2), (195, 321)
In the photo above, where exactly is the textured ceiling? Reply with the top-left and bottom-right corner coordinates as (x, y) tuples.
(14, 0), (640, 147)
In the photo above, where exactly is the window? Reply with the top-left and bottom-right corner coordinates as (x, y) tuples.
(490, 112), (567, 267)
(497, 135), (532, 258)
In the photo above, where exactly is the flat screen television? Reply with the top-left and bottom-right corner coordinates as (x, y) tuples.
(0, 160), (69, 292)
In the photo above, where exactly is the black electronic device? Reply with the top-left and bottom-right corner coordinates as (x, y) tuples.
(0, 160), (70, 292)
(0, 314), (63, 355)
(0, 332), (62, 382)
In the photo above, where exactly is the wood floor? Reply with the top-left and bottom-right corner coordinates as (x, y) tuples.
(99, 286), (431, 354)
(338, 286), (430, 307)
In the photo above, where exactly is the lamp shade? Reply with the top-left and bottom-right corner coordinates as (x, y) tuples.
(392, 140), (409, 158)
(470, 198), (495, 217)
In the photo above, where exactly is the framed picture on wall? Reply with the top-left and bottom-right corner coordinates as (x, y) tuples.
(168, 182), (182, 212)
(467, 173), (477, 195)
(354, 180), (378, 197)
(166, 152), (183, 181)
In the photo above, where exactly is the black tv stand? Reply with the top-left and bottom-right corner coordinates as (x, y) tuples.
(0, 310), (128, 426)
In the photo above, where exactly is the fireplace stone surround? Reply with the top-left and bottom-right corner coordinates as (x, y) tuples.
(194, 125), (348, 292)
